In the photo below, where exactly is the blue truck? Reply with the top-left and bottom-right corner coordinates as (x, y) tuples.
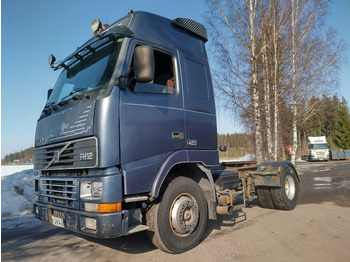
(34, 11), (300, 253)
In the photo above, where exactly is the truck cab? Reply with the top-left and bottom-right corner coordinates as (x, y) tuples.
(307, 136), (329, 161)
(34, 11), (299, 253)
(35, 9), (217, 244)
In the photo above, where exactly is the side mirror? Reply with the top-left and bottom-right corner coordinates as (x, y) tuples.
(219, 145), (227, 152)
(48, 54), (56, 68)
(134, 45), (154, 83)
(47, 89), (53, 101)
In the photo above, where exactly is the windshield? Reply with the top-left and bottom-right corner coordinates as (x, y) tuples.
(309, 143), (329, 150)
(48, 38), (123, 105)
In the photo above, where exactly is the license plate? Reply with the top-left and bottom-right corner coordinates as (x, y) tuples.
(51, 215), (65, 228)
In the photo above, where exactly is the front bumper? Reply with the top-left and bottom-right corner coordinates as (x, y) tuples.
(309, 155), (329, 161)
(34, 202), (129, 238)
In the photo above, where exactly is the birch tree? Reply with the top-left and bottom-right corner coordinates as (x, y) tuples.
(287, 0), (343, 164)
(207, 0), (265, 163)
(207, 0), (343, 164)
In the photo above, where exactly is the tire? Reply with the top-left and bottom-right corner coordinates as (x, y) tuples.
(146, 177), (208, 253)
(271, 165), (299, 210)
(256, 187), (275, 209)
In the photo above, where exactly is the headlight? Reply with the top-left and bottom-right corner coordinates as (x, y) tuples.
(81, 181), (103, 199)
(91, 182), (103, 197)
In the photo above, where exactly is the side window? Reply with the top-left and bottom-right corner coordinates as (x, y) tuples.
(131, 47), (176, 94)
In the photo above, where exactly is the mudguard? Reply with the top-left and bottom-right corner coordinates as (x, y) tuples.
(254, 161), (299, 187)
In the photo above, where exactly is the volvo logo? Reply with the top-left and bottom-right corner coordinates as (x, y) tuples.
(53, 151), (60, 162)
(45, 141), (72, 169)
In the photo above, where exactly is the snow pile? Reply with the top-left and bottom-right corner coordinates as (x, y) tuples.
(239, 153), (256, 161)
(1, 165), (34, 177)
(1, 169), (37, 217)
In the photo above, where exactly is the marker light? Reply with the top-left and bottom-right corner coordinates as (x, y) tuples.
(98, 203), (122, 213)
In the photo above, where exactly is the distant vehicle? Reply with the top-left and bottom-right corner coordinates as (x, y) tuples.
(307, 136), (329, 161)
(301, 155), (309, 161)
(33, 11), (300, 253)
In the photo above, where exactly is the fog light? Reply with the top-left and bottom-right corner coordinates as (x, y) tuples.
(85, 217), (97, 231)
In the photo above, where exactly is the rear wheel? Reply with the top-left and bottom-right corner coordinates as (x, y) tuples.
(271, 166), (299, 210)
(256, 187), (275, 209)
(146, 177), (208, 253)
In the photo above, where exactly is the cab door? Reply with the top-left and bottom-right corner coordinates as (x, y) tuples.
(120, 43), (185, 195)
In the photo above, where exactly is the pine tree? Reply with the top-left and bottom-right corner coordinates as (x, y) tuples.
(333, 98), (350, 149)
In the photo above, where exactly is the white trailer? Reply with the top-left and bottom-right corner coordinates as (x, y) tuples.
(307, 136), (329, 161)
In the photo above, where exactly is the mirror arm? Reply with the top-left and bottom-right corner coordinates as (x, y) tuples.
(115, 67), (134, 89)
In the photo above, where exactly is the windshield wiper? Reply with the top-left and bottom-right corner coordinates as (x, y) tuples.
(59, 87), (87, 102)
(39, 101), (58, 120)
(43, 102), (57, 113)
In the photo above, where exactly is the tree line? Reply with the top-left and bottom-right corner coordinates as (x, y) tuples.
(298, 95), (350, 153)
(207, 0), (345, 164)
(217, 133), (254, 159)
(217, 96), (350, 159)
(1, 147), (34, 165)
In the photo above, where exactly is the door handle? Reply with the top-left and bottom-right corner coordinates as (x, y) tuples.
(172, 132), (184, 140)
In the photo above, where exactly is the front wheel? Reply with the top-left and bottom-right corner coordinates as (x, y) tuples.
(146, 177), (208, 253)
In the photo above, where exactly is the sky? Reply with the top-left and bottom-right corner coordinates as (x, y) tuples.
(1, 0), (349, 158)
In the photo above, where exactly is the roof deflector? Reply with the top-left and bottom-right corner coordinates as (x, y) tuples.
(172, 18), (208, 42)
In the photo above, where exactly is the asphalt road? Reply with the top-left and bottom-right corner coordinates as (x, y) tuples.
(2, 160), (350, 261)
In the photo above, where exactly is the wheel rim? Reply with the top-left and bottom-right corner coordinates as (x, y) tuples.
(170, 194), (199, 237)
(285, 175), (296, 200)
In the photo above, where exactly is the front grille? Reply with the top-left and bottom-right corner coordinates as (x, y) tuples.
(34, 137), (98, 170)
(39, 178), (79, 208)
(316, 152), (326, 156)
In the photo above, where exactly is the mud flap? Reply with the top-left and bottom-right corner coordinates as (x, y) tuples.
(254, 161), (299, 188)
(255, 161), (300, 210)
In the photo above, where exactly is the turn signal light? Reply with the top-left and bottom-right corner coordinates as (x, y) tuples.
(98, 203), (122, 213)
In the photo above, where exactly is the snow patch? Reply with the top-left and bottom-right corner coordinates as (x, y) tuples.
(1, 169), (37, 217)
(239, 153), (256, 161)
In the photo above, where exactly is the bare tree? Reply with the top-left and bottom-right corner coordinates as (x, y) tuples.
(287, 0), (344, 164)
(207, 0), (265, 163)
(207, 0), (344, 165)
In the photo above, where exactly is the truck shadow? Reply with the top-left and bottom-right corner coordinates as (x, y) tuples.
(202, 198), (260, 240)
(81, 231), (157, 254)
(81, 198), (261, 254)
